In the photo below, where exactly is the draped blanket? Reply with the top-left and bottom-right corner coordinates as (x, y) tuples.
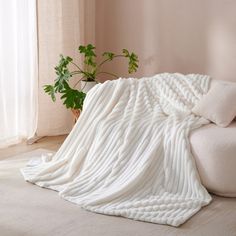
(22, 73), (212, 227)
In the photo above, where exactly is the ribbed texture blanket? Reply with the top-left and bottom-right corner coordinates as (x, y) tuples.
(22, 73), (212, 227)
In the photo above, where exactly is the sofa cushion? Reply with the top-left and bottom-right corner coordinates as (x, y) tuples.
(192, 80), (236, 127)
(190, 122), (236, 197)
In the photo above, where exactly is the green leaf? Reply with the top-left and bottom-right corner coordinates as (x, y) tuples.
(78, 44), (97, 67)
(43, 85), (56, 102)
(122, 49), (130, 57)
(54, 54), (73, 92)
(103, 52), (115, 60)
(60, 87), (86, 109)
(122, 49), (139, 73)
(67, 56), (73, 62)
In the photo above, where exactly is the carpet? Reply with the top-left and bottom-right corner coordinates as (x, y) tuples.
(0, 149), (236, 236)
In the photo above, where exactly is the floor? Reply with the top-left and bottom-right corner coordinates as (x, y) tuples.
(0, 137), (236, 236)
(0, 135), (67, 160)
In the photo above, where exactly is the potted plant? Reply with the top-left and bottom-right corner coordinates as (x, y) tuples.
(44, 44), (139, 120)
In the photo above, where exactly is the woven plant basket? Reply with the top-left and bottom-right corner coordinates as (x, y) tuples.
(71, 81), (96, 123)
(71, 108), (81, 123)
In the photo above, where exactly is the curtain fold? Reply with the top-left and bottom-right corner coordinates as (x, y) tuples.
(0, 0), (95, 148)
(36, 0), (85, 136)
(0, 0), (38, 148)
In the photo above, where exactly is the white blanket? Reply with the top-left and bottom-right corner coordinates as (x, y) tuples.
(22, 73), (212, 227)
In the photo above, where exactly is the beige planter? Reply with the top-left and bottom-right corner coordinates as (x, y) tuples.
(81, 80), (97, 93)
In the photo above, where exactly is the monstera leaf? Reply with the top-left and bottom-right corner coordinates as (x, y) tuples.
(60, 86), (86, 110)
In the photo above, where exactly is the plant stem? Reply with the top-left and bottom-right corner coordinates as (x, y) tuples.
(70, 61), (84, 73)
(70, 71), (83, 76)
(73, 76), (86, 89)
(97, 54), (125, 68)
(81, 81), (87, 91)
(70, 70), (94, 81)
(97, 71), (119, 78)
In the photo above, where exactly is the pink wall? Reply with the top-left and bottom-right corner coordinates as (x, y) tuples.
(94, 0), (236, 82)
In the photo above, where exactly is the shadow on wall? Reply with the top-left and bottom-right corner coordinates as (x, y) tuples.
(94, 0), (236, 82)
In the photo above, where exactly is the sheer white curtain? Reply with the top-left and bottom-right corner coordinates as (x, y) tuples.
(0, 0), (38, 148)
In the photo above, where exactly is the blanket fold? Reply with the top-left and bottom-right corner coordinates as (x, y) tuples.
(21, 73), (212, 226)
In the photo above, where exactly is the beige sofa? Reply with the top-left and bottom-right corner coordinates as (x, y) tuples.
(190, 122), (236, 197)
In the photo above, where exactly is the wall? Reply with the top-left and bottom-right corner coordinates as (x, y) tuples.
(95, 0), (236, 82)
(36, 0), (236, 136)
